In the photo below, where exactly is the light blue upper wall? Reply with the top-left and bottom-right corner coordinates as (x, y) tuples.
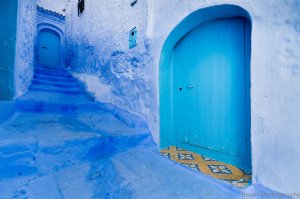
(0, 0), (19, 100)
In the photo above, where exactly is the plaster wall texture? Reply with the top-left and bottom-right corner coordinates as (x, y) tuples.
(148, 0), (300, 196)
(0, 0), (18, 100)
(14, 0), (37, 98)
(37, 0), (69, 15)
(65, 0), (154, 133)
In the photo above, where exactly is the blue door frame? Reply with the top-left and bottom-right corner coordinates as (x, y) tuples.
(159, 5), (252, 170)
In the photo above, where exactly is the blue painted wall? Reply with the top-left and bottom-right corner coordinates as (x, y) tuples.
(0, 0), (36, 100)
(0, 0), (19, 100)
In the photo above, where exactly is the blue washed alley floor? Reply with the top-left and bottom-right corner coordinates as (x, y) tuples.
(0, 68), (283, 199)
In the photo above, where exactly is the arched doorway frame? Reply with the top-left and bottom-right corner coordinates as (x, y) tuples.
(159, 4), (252, 169)
(36, 23), (65, 69)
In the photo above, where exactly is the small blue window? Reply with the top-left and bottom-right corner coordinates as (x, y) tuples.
(129, 27), (137, 49)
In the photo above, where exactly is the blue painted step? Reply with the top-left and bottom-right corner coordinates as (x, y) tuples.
(29, 85), (83, 95)
(31, 67), (83, 95)
(20, 90), (90, 104)
(35, 68), (72, 78)
(35, 67), (68, 73)
(34, 74), (77, 83)
(32, 79), (80, 89)
(15, 99), (98, 113)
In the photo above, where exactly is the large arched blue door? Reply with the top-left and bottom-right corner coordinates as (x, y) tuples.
(171, 17), (251, 168)
(38, 30), (60, 68)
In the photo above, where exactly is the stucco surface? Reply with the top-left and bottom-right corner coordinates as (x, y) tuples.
(37, 0), (69, 15)
(14, 0), (37, 98)
(65, 0), (155, 139)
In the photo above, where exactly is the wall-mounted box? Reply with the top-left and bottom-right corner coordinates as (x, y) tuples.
(129, 27), (137, 49)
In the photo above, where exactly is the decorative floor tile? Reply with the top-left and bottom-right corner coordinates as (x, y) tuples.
(178, 153), (194, 160)
(161, 152), (170, 159)
(208, 165), (232, 174)
(182, 163), (200, 172)
(239, 167), (252, 175)
(201, 155), (215, 161)
(176, 147), (186, 151)
(160, 146), (252, 188)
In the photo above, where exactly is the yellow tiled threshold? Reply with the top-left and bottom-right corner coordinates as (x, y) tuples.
(160, 146), (251, 188)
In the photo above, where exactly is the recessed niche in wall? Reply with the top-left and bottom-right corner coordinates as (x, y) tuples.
(130, 0), (138, 6)
(78, 0), (84, 17)
(129, 27), (137, 49)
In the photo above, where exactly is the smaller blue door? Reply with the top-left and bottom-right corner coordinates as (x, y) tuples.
(38, 30), (60, 68)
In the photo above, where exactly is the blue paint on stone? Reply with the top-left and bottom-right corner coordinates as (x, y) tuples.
(0, 68), (282, 198)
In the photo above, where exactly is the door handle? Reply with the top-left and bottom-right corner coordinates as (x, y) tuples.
(42, 47), (47, 49)
(186, 85), (194, 89)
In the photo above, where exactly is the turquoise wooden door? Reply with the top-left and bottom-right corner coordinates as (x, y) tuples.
(173, 17), (249, 164)
(38, 30), (60, 68)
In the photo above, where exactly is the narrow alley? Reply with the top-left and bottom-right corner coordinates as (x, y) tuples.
(1, 0), (300, 199)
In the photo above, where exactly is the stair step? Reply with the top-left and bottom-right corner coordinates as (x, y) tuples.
(20, 90), (90, 104)
(34, 74), (77, 83)
(30, 84), (81, 91)
(35, 67), (67, 72)
(32, 79), (80, 89)
(15, 99), (100, 113)
(35, 69), (72, 78)
(29, 85), (83, 95)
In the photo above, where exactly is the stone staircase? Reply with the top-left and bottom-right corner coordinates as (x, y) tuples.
(12, 67), (92, 113)
(30, 67), (83, 95)
(14, 67), (148, 128)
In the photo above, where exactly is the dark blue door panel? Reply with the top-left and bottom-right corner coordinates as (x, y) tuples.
(38, 30), (60, 68)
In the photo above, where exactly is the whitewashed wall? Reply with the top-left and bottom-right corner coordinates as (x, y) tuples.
(65, 0), (155, 134)
(14, 0), (37, 98)
(148, 0), (300, 195)
(37, 0), (69, 15)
